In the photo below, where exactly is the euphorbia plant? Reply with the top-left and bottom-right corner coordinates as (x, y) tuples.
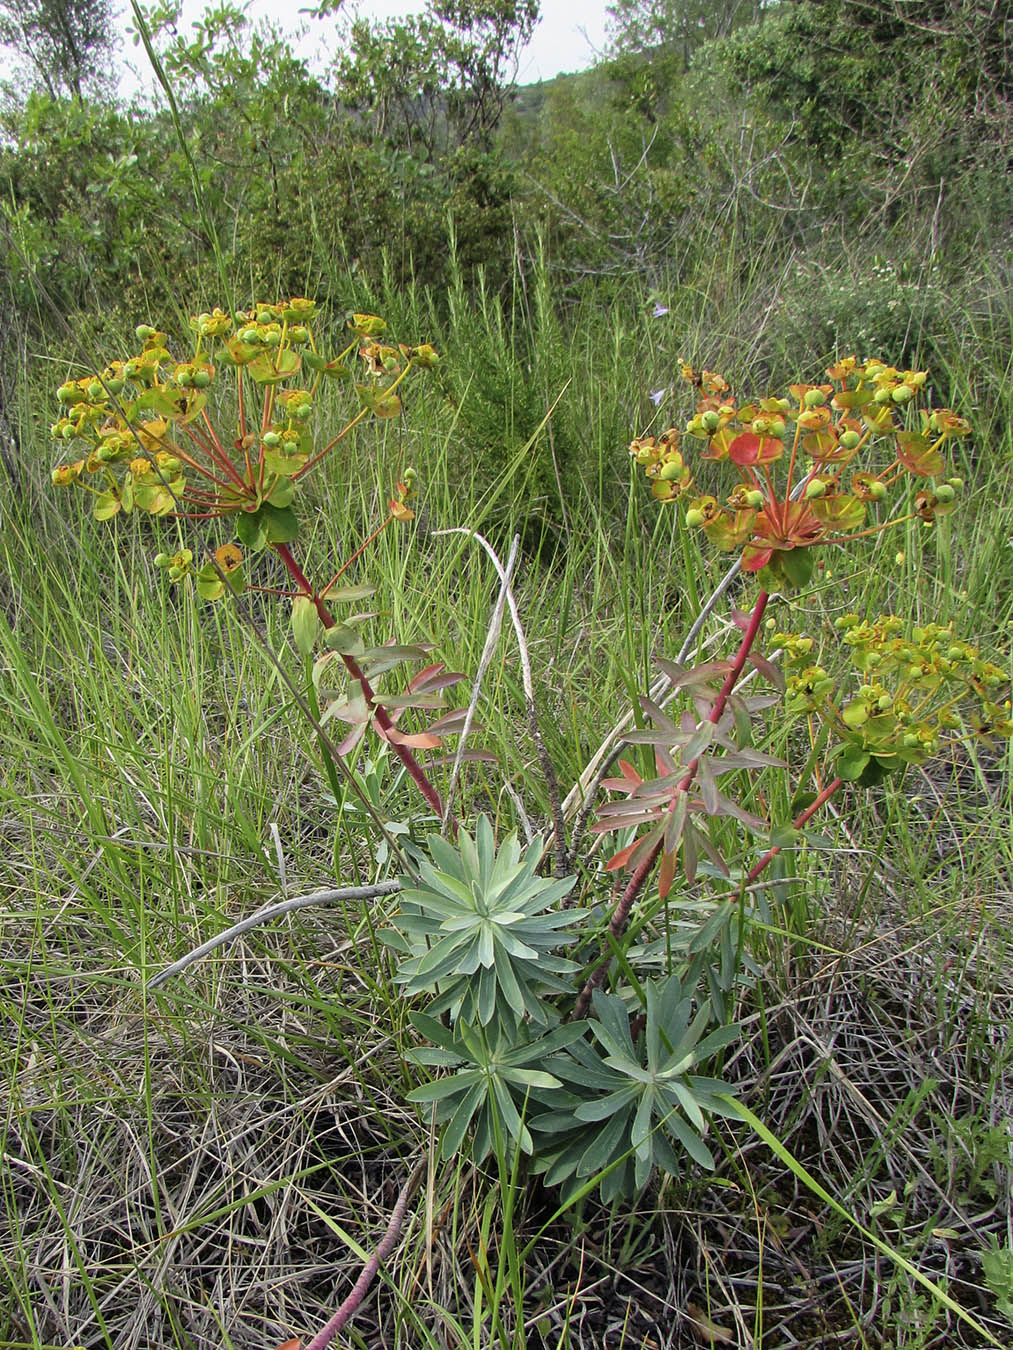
(580, 356), (1000, 1006)
(49, 298), (457, 820)
(48, 337), (1013, 1345)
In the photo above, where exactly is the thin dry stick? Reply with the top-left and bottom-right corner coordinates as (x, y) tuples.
(433, 529), (520, 831)
(146, 883), (401, 989)
(303, 1156), (426, 1350)
(434, 528), (568, 869)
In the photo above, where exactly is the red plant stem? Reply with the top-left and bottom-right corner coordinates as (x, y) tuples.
(322, 516), (392, 595)
(302, 1159), (425, 1350)
(292, 406), (370, 480)
(745, 774), (843, 882)
(237, 366), (247, 441)
(272, 542), (450, 825)
(574, 590), (770, 1018)
(189, 418), (249, 491)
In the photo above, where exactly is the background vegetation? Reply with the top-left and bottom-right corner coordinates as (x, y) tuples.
(2, 2), (1011, 1346)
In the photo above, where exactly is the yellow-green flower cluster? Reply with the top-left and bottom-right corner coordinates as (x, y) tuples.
(628, 429), (693, 503)
(630, 356), (972, 590)
(49, 297), (439, 547)
(776, 614), (1012, 781)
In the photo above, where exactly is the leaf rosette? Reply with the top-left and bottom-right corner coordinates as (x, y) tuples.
(384, 815), (583, 1030)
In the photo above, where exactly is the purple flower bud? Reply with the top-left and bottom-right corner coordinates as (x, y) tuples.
(649, 388), (668, 406)
(652, 304), (669, 318)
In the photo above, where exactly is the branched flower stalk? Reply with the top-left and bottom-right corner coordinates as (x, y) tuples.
(582, 354), (1007, 1012)
(49, 298), (454, 825)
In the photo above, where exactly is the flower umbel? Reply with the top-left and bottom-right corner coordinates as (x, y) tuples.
(631, 358), (967, 590)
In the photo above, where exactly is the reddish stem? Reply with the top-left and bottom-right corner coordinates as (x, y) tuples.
(272, 542), (451, 826)
(321, 515), (392, 595)
(745, 775), (843, 882)
(574, 590), (770, 1017)
(302, 1159), (424, 1350)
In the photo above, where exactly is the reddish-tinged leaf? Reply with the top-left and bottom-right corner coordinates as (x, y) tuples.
(322, 692), (371, 725)
(592, 806), (664, 831)
(747, 651), (785, 691)
(728, 433), (783, 465)
(657, 848), (677, 899)
(657, 659), (734, 689)
(896, 430), (944, 476)
(377, 725), (443, 749)
(337, 723), (367, 756)
(638, 696), (678, 731)
(664, 793), (688, 853)
(696, 829), (730, 876)
(697, 758), (720, 814)
(740, 543), (774, 572)
(408, 663), (466, 694)
(629, 827), (664, 871)
(606, 840), (642, 872)
(424, 709), (475, 735)
(655, 746), (678, 777)
(377, 692), (448, 710)
(617, 758), (643, 786)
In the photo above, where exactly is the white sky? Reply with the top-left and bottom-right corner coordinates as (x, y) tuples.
(91, 2), (612, 97)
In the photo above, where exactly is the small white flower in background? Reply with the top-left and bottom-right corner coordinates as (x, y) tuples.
(652, 303), (669, 318)
(649, 388), (668, 406)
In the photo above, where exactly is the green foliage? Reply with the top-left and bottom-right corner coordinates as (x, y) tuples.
(530, 976), (742, 1201)
(710, 0), (1013, 244)
(392, 822), (743, 1197)
(407, 1014), (585, 1161)
(764, 258), (953, 373)
(0, 92), (179, 319)
(606, 0), (762, 69)
(0, 0), (116, 99)
(982, 1241), (1013, 1326)
(330, 0), (538, 157)
(386, 816), (581, 1029)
